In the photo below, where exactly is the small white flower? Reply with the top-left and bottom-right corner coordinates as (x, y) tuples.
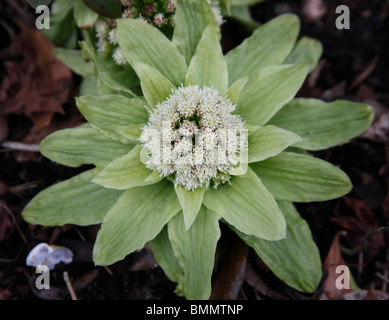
(154, 13), (168, 28)
(95, 20), (109, 39)
(166, 0), (177, 13)
(141, 86), (245, 191)
(108, 28), (118, 45)
(120, 0), (132, 7)
(112, 47), (128, 66)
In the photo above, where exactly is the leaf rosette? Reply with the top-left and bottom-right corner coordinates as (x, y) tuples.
(23, 0), (373, 299)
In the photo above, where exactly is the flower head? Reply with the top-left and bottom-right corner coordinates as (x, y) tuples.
(141, 85), (245, 190)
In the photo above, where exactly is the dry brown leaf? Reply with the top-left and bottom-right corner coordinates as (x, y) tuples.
(323, 232), (352, 299)
(331, 197), (385, 260)
(0, 21), (72, 131)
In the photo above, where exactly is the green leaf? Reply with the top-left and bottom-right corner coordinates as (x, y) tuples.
(92, 145), (156, 190)
(117, 19), (187, 87)
(231, 0), (265, 5)
(82, 0), (122, 19)
(114, 124), (145, 143)
(168, 207), (220, 300)
(73, 0), (98, 28)
(40, 125), (133, 168)
(22, 169), (122, 226)
(79, 41), (139, 97)
(132, 62), (176, 111)
(225, 14), (300, 84)
(79, 76), (99, 96)
(269, 98), (375, 151)
(248, 125), (302, 163)
(174, 185), (206, 230)
(148, 226), (183, 284)
(173, 0), (219, 64)
(93, 180), (181, 265)
(228, 129), (249, 176)
(236, 63), (309, 126)
(76, 95), (148, 143)
(52, 48), (94, 77)
(225, 76), (248, 104)
(250, 152), (352, 202)
(203, 168), (286, 240)
(185, 24), (228, 93)
(283, 37), (323, 72)
(233, 201), (322, 293)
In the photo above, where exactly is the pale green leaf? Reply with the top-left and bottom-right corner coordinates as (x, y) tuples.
(79, 76), (99, 96)
(114, 124), (144, 143)
(117, 19), (187, 86)
(185, 24), (228, 93)
(236, 63), (309, 126)
(22, 169), (122, 226)
(168, 207), (220, 300)
(52, 48), (94, 77)
(73, 0), (98, 28)
(203, 168), (286, 240)
(39, 125), (133, 168)
(248, 125), (302, 163)
(79, 41), (139, 97)
(228, 129), (249, 176)
(132, 62), (176, 111)
(233, 200), (322, 293)
(225, 76), (248, 104)
(148, 226), (183, 284)
(231, 0), (265, 5)
(250, 152), (352, 202)
(92, 145), (155, 190)
(283, 37), (323, 72)
(76, 95), (148, 142)
(269, 98), (374, 151)
(174, 185), (206, 230)
(173, 0), (219, 64)
(225, 14), (300, 84)
(93, 180), (181, 265)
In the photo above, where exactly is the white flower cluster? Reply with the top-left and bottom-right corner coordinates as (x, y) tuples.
(140, 86), (245, 191)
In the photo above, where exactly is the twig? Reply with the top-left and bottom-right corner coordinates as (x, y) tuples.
(0, 203), (29, 249)
(375, 272), (389, 285)
(103, 266), (114, 276)
(339, 226), (389, 256)
(1, 141), (40, 152)
(382, 246), (389, 292)
(63, 271), (78, 300)
(358, 251), (364, 275)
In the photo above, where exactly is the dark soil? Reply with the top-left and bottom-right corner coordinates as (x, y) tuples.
(0, 0), (388, 301)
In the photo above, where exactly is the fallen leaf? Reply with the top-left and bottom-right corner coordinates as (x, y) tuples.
(323, 232), (352, 299)
(331, 197), (385, 261)
(0, 21), (72, 131)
